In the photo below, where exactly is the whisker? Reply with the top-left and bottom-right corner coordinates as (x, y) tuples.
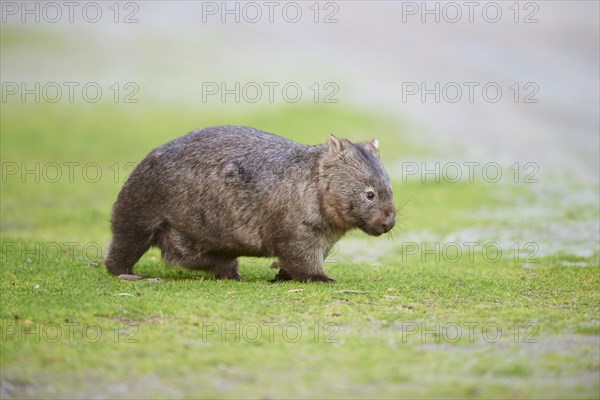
(396, 189), (417, 212)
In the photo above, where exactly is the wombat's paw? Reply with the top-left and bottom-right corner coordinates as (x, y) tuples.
(215, 271), (243, 281)
(270, 269), (293, 282)
(303, 275), (336, 283)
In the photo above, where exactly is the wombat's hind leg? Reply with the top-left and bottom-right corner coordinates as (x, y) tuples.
(269, 260), (295, 282)
(277, 255), (336, 283)
(105, 233), (151, 278)
(271, 268), (293, 282)
(213, 258), (243, 281)
(181, 253), (243, 280)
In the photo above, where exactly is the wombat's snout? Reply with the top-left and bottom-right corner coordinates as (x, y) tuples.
(364, 209), (396, 236)
(382, 215), (396, 233)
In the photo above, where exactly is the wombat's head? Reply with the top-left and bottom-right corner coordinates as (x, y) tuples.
(319, 135), (396, 236)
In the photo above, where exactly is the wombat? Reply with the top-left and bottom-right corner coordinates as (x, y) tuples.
(105, 126), (396, 282)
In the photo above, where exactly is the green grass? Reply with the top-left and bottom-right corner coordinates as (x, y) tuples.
(1, 101), (599, 399)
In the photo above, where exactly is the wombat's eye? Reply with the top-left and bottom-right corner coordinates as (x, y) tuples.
(366, 191), (375, 200)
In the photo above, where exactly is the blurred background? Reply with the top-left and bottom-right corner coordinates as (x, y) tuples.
(1, 0), (598, 257)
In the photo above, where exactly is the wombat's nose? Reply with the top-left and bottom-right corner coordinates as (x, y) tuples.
(382, 216), (396, 233)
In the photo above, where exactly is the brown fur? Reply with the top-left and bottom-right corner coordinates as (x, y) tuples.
(105, 126), (396, 282)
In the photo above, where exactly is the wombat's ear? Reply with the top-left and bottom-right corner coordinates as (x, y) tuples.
(328, 134), (346, 155)
(364, 139), (380, 157)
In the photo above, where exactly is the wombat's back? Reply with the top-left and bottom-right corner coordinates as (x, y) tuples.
(160, 125), (305, 164)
